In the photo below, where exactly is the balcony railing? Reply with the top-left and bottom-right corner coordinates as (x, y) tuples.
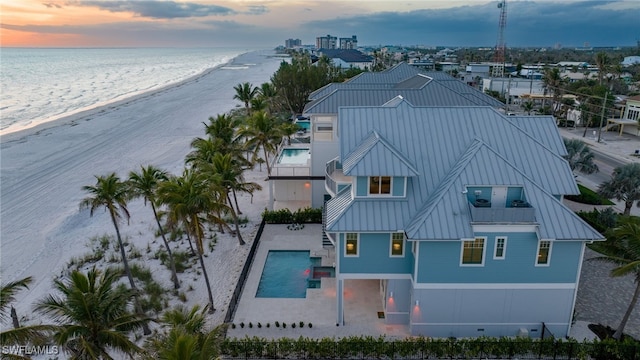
(325, 158), (350, 196)
(270, 145), (311, 177)
(469, 203), (537, 223)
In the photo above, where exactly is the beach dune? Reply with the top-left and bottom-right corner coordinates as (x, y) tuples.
(0, 50), (282, 322)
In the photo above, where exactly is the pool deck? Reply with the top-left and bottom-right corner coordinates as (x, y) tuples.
(227, 224), (410, 340)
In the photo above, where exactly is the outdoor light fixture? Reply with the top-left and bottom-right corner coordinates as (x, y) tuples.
(415, 300), (420, 306)
(304, 182), (310, 188)
(389, 292), (393, 298)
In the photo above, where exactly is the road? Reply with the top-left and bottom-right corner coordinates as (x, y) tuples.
(574, 148), (625, 191)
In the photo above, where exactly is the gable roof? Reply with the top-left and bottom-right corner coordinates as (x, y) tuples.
(342, 130), (419, 177)
(326, 101), (602, 242)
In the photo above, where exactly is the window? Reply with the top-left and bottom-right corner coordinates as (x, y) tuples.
(536, 240), (552, 266)
(494, 236), (507, 259)
(369, 176), (391, 195)
(390, 233), (404, 257)
(461, 237), (485, 265)
(345, 233), (358, 256)
(315, 123), (333, 131)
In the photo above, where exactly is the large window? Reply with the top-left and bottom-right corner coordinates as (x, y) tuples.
(390, 233), (404, 257)
(345, 233), (358, 256)
(536, 240), (552, 266)
(369, 176), (391, 195)
(461, 237), (485, 265)
(494, 236), (507, 260)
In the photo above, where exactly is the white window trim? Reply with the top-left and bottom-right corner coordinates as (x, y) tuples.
(344, 233), (359, 257)
(493, 236), (507, 260)
(460, 237), (486, 267)
(535, 239), (553, 267)
(368, 176), (393, 196)
(390, 233), (405, 257)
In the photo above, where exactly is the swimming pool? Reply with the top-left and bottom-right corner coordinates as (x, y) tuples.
(277, 148), (310, 165)
(295, 120), (310, 131)
(256, 250), (312, 298)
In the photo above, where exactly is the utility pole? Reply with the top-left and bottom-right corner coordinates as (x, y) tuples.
(597, 91), (609, 143)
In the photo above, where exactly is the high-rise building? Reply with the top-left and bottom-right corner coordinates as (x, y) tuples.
(316, 34), (337, 49)
(339, 35), (358, 49)
(285, 38), (302, 48)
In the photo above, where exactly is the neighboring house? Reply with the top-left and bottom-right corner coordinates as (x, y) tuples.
(317, 49), (373, 70)
(324, 100), (604, 338)
(267, 63), (505, 211)
(622, 56), (640, 67)
(606, 94), (640, 136)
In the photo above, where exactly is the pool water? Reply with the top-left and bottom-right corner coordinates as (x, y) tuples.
(256, 251), (334, 298)
(277, 148), (310, 165)
(296, 120), (310, 131)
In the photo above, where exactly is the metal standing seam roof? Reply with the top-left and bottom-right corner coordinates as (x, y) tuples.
(346, 62), (422, 84)
(326, 102), (594, 237)
(402, 140), (603, 241)
(506, 116), (568, 156)
(342, 130), (419, 177)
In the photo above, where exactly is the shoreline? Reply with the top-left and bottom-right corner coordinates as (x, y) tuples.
(0, 50), (255, 143)
(0, 49), (282, 328)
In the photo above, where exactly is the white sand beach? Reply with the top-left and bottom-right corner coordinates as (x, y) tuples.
(0, 50), (283, 329)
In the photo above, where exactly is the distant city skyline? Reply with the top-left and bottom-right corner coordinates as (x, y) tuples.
(1, 0), (639, 48)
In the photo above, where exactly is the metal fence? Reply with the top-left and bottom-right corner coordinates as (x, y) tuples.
(223, 218), (266, 325)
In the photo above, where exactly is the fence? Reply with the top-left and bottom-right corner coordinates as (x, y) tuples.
(223, 218), (266, 325)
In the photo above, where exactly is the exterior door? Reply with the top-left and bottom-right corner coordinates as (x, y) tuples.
(492, 186), (507, 207)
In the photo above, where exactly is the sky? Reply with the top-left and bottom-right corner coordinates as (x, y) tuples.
(1, 0), (639, 48)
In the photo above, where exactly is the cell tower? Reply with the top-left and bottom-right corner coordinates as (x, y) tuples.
(491, 0), (507, 77)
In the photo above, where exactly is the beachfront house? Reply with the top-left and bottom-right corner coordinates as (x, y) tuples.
(323, 100), (604, 338)
(605, 94), (640, 137)
(267, 63), (504, 211)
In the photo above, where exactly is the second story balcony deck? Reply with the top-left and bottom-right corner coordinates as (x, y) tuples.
(468, 199), (537, 224)
(325, 158), (351, 197)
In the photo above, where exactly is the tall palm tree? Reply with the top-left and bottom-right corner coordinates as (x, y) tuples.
(595, 51), (609, 85)
(128, 165), (180, 289)
(209, 153), (261, 245)
(258, 82), (279, 114)
(233, 82), (258, 115)
(521, 100), (534, 115)
(238, 111), (282, 175)
(1, 276), (32, 325)
(598, 163), (640, 216)
(158, 170), (224, 313)
(35, 267), (149, 359)
(563, 138), (599, 174)
(542, 67), (565, 117)
(588, 216), (640, 340)
(80, 173), (151, 335)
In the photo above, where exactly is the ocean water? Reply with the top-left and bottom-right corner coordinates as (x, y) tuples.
(0, 47), (248, 134)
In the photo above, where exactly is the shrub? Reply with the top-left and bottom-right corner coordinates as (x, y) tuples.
(566, 184), (615, 205)
(240, 322), (245, 328)
(275, 321), (280, 328)
(299, 321), (304, 328)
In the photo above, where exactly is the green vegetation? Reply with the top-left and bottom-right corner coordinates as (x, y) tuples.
(566, 184), (615, 205)
(262, 207), (322, 224)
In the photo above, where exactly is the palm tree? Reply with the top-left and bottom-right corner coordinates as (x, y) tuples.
(143, 305), (223, 360)
(598, 163), (640, 215)
(209, 153), (262, 245)
(595, 51), (609, 85)
(128, 165), (180, 289)
(238, 111), (282, 175)
(80, 173), (151, 335)
(563, 138), (599, 174)
(233, 82), (258, 115)
(257, 82), (279, 114)
(521, 100), (534, 115)
(588, 216), (640, 340)
(158, 170), (224, 313)
(542, 67), (565, 117)
(0, 276), (53, 352)
(35, 267), (149, 359)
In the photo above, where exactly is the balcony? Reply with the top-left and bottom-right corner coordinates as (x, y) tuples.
(469, 201), (536, 223)
(270, 146), (311, 177)
(325, 158), (351, 196)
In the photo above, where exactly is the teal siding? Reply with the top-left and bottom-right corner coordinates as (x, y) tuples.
(416, 233), (582, 283)
(466, 186), (491, 203)
(340, 233), (413, 274)
(356, 177), (368, 196)
(392, 177), (405, 196)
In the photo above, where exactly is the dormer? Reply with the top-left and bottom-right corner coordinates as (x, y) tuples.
(342, 130), (418, 199)
(466, 185), (536, 223)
